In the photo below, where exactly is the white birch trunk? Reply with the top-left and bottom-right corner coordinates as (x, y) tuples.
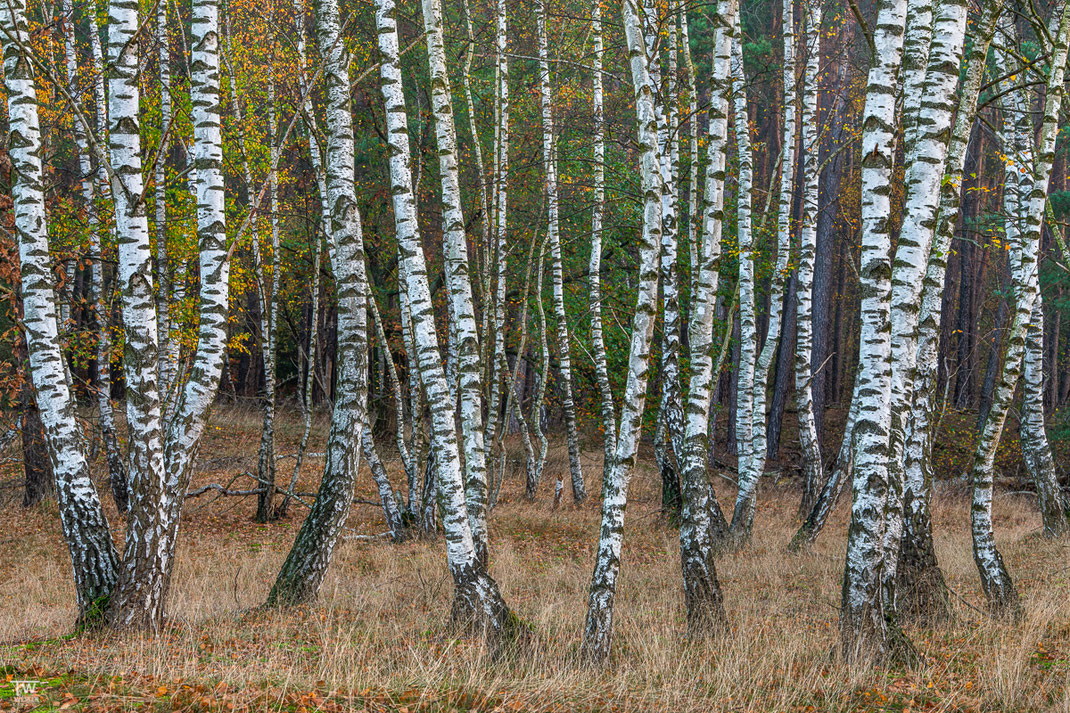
(2, 0), (120, 621)
(536, 0), (586, 502)
(794, 0), (823, 516)
(105, 0), (169, 629)
(270, 0), (370, 606)
(677, 0), (736, 634)
(680, 4), (701, 320)
(892, 0), (976, 622)
(1014, 8), (1069, 539)
(485, 0), (509, 468)
(731, 0), (796, 540)
(369, 0), (513, 633)
(589, 0), (615, 469)
(412, 0), (491, 562)
(581, 0), (666, 664)
(109, 0), (231, 629)
(840, 0), (910, 661)
(970, 0), (1070, 615)
(156, 0), (177, 394)
(63, 0), (127, 512)
(732, 13), (756, 533)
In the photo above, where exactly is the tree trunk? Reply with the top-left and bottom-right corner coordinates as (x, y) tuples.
(2, 0), (120, 623)
(588, 0), (615, 471)
(677, 0), (736, 635)
(793, 0), (824, 520)
(840, 0), (911, 663)
(269, 0), (369, 607)
(580, 0), (669, 664)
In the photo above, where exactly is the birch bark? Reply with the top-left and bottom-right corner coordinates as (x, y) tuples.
(678, 0), (736, 634)
(840, 0), (910, 661)
(589, 0), (616, 468)
(156, 0), (177, 394)
(485, 0), (509, 468)
(1015, 10), (1070, 538)
(537, 0), (586, 502)
(897, 0), (997, 623)
(370, 0), (513, 634)
(270, 0), (370, 606)
(104, 0), (169, 628)
(62, 0), (126, 512)
(732, 11), (755, 532)
(968, 0), (1070, 616)
(108, 0), (230, 628)
(730, 0), (796, 541)
(794, 0), (823, 517)
(581, 0), (666, 664)
(2, 0), (120, 622)
(413, 0), (491, 562)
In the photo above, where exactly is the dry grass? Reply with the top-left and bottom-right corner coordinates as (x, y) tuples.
(3, 405), (1070, 711)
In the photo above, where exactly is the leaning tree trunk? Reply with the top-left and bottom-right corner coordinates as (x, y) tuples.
(1020, 300), (1068, 537)
(790, 376), (859, 550)
(897, 0), (997, 624)
(362, 429), (405, 542)
(580, 0), (667, 666)
(413, 0), (491, 563)
(1014, 6), (1069, 538)
(269, 0), (370, 606)
(968, 0), (1070, 616)
(1, 0), (120, 623)
(371, 0), (514, 635)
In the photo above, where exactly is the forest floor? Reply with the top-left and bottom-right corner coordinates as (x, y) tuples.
(2, 402), (1070, 712)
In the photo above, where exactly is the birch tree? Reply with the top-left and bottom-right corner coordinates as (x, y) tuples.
(589, 0), (615, 469)
(1, 0), (120, 622)
(967, 1), (1070, 615)
(581, 0), (666, 665)
(62, 0), (126, 512)
(223, 7), (279, 523)
(677, 0), (736, 634)
(730, 0), (796, 542)
(156, 0), (177, 394)
(108, 0), (231, 628)
(897, 0), (999, 622)
(794, 0), (823, 517)
(485, 0), (509, 468)
(1014, 13), (1070, 539)
(537, 0), (586, 503)
(367, 0), (515, 635)
(732, 8), (756, 545)
(413, 0), (491, 560)
(840, 0), (910, 661)
(647, 0), (685, 515)
(269, 0), (370, 606)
